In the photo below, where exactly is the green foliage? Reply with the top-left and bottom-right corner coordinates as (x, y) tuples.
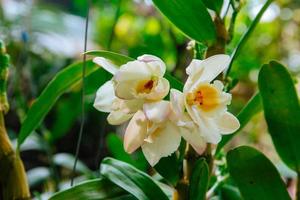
(220, 185), (242, 200)
(227, 146), (291, 200)
(154, 154), (180, 186)
(226, 0), (273, 77)
(49, 178), (135, 200)
(17, 61), (101, 147)
(106, 133), (148, 171)
(100, 158), (169, 200)
(259, 61), (300, 172)
(189, 158), (209, 200)
(152, 0), (216, 44)
(202, 0), (223, 14)
(216, 93), (262, 153)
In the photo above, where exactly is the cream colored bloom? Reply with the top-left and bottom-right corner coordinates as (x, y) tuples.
(93, 80), (143, 125)
(173, 55), (240, 145)
(94, 54), (170, 101)
(93, 54), (170, 125)
(124, 101), (181, 166)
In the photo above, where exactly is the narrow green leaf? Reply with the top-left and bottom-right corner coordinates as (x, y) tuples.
(216, 92), (262, 153)
(49, 178), (135, 200)
(18, 60), (101, 147)
(100, 157), (169, 200)
(258, 61), (300, 171)
(225, 0), (273, 77)
(152, 0), (216, 44)
(189, 158), (209, 200)
(202, 0), (223, 14)
(227, 146), (291, 200)
(53, 153), (91, 174)
(85, 50), (134, 65)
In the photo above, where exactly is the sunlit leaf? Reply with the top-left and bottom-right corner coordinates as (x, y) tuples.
(100, 158), (169, 200)
(202, 0), (223, 14)
(53, 153), (91, 174)
(18, 60), (101, 147)
(49, 178), (135, 200)
(258, 61), (300, 171)
(227, 146), (291, 200)
(27, 167), (50, 187)
(152, 0), (216, 44)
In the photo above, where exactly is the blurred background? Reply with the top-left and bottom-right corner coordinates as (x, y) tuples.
(1, 0), (300, 198)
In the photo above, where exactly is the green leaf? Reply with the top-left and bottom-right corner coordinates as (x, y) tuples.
(258, 61), (300, 171)
(27, 167), (50, 187)
(152, 0), (216, 44)
(216, 93), (262, 153)
(225, 0), (273, 77)
(18, 60), (101, 147)
(220, 185), (242, 200)
(154, 154), (180, 186)
(100, 157), (169, 200)
(106, 133), (148, 171)
(189, 158), (209, 200)
(49, 178), (135, 200)
(85, 50), (134, 65)
(53, 153), (91, 174)
(202, 0), (223, 14)
(227, 146), (291, 200)
(86, 50), (184, 91)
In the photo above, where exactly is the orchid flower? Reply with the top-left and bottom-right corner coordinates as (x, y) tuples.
(123, 101), (181, 166)
(171, 55), (240, 145)
(93, 55), (170, 125)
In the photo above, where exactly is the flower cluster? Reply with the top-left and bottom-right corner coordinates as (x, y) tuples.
(93, 54), (240, 166)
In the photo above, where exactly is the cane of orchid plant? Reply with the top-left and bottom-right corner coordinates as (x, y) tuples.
(93, 54), (240, 166)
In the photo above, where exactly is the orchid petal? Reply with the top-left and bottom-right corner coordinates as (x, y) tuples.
(93, 57), (118, 75)
(93, 80), (116, 113)
(114, 60), (152, 82)
(143, 101), (170, 123)
(142, 78), (170, 101)
(124, 110), (148, 154)
(138, 54), (166, 77)
(217, 112), (240, 134)
(107, 111), (133, 125)
(170, 89), (185, 118)
(141, 122), (181, 166)
(180, 126), (206, 155)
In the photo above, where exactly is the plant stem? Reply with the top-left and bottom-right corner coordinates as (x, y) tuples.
(225, 0), (273, 77)
(0, 113), (30, 200)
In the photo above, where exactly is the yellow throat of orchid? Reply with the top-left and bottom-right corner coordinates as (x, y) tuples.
(136, 77), (158, 94)
(186, 83), (220, 112)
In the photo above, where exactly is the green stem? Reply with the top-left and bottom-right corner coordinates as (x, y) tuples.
(107, 0), (122, 50)
(225, 0), (273, 77)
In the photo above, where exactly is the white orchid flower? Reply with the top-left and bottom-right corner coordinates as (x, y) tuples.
(93, 80), (143, 125)
(173, 54), (240, 145)
(94, 54), (170, 101)
(123, 101), (181, 166)
(93, 54), (170, 125)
